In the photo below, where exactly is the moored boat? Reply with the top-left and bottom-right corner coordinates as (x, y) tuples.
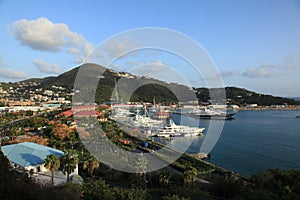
(151, 109), (170, 119)
(188, 108), (235, 120)
(153, 118), (205, 137)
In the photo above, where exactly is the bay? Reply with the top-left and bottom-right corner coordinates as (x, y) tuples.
(164, 110), (300, 177)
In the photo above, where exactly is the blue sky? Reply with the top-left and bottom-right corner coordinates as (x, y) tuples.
(0, 0), (299, 97)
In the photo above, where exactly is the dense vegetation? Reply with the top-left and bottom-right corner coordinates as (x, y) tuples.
(129, 83), (178, 103)
(1, 150), (300, 199)
(196, 87), (300, 106)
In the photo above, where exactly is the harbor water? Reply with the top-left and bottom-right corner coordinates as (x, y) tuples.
(156, 110), (300, 177)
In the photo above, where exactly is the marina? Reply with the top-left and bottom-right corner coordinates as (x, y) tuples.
(110, 106), (205, 138)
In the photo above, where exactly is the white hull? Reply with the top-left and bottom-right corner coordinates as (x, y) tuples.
(154, 118), (205, 137)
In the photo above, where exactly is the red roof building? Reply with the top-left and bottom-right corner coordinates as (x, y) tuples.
(55, 110), (73, 118)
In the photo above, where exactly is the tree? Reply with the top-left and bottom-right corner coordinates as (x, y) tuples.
(135, 153), (148, 176)
(60, 149), (79, 182)
(119, 187), (147, 200)
(129, 173), (144, 188)
(83, 155), (100, 177)
(248, 168), (300, 199)
(0, 151), (10, 176)
(82, 180), (118, 199)
(162, 194), (190, 200)
(159, 170), (171, 189)
(51, 123), (72, 140)
(134, 153), (148, 189)
(44, 154), (60, 186)
(184, 166), (198, 185)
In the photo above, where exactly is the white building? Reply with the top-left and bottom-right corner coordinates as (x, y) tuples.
(246, 104), (258, 108)
(229, 105), (240, 110)
(44, 90), (54, 96)
(8, 106), (44, 112)
(2, 142), (80, 185)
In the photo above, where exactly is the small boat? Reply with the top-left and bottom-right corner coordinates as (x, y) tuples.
(296, 115), (300, 118)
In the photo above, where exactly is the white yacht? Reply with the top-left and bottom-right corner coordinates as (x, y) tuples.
(129, 113), (164, 128)
(110, 108), (134, 122)
(187, 107), (235, 120)
(154, 118), (205, 137)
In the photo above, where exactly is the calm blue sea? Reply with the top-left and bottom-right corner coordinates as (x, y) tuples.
(164, 111), (300, 177)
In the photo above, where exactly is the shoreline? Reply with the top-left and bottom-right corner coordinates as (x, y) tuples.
(231, 106), (300, 111)
(147, 139), (249, 180)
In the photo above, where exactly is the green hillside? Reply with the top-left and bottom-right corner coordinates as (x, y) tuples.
(195, 87), (300, 106)
(19, 63), (300, 106)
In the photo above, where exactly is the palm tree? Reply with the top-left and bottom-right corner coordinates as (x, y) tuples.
(135, 153), (148, 176)
(159, 170), (171, 189)
(83, 155), (100, 177)
(135, 153), (148, 189)
(129, 173), (144, 188)
(184, 166), (198, 185)
(60, 149), (79, 182)
(44, 154), (60, 186)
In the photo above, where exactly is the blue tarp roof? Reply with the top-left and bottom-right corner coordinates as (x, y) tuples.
(2, 142), (64, 167)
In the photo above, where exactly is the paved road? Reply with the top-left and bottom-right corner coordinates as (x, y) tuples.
(0, 116), (30, 128)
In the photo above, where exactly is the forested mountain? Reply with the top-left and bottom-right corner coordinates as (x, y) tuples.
(17, 63), (300, 106)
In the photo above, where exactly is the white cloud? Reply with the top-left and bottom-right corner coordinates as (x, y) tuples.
(204, 69), (240, 81)
(110, 63), (124, 71)
(9, 17), (94, 57)
(242, 64), (279, 78)
(0, 58), (29, 79)
(68, 47), (81, 55)
(125, 61), (141, 67)
(220, 70), (240, 78)
(125, 60), (163, 68)
(103, 37), (138, 58)
(242, 62), (300, 79)
(154, 60), (163, 65)
(127, 60), (187, 84)
(33, 59), (63, 74)
(280, 64), (299, 72)
(216, 55), (300, 80)
(282, 54), (300, 64)
(0, 67), (28, 79)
